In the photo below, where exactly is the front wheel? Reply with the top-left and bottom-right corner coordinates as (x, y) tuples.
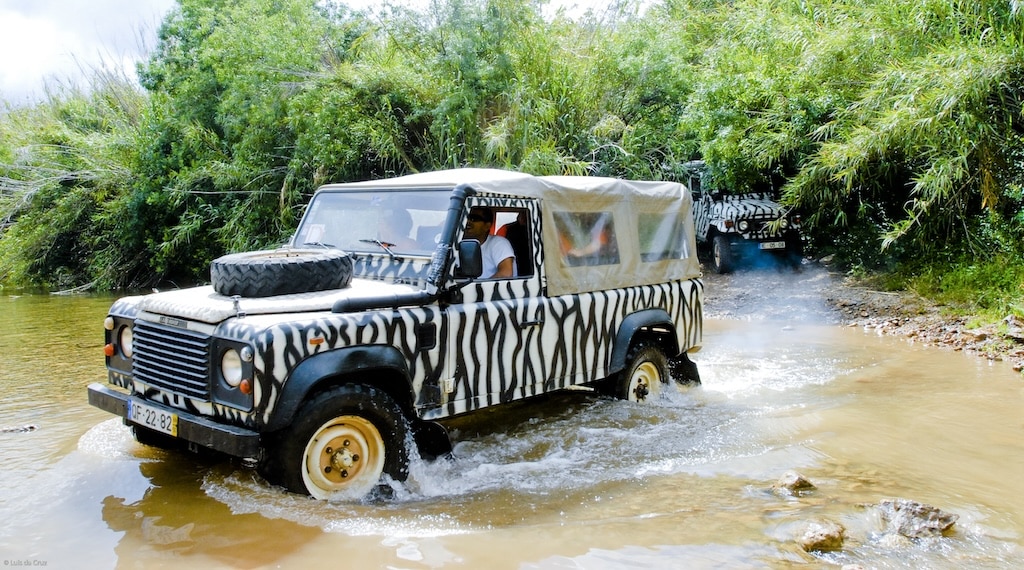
(259, 384), (409, 500)
(615, 342), (670, 403)
(711, 235), (734, 274)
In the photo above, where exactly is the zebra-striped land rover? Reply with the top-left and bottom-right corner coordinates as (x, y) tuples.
(686, 161), (803, 273)
(88, 169), (704, 499)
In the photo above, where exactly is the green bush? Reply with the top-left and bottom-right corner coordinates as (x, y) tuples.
(3, 0), (1024, 301)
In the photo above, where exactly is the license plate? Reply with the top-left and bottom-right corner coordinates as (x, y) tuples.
(759, 241), (786, 250)
(127, 399), (178, 437)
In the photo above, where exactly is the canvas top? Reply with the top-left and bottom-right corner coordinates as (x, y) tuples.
(318, 168), (701, 295)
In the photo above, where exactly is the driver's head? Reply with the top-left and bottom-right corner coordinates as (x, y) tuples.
(465, 207), (494, 240)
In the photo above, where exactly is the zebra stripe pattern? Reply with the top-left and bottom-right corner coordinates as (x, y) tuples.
(107, 194), (702, 432)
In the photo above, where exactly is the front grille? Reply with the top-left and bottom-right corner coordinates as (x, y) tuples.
(132, 320), (212, 400)
(749, 220), (783, 239)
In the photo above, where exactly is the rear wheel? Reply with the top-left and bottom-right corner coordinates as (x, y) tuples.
(259, 384), (409, 499)
(616, 342), (670, 403)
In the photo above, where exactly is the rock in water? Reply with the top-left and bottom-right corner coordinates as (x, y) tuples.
(773, 470), (817, 495)
(878, 498), (958, 538)
(799, 519), (845, 552)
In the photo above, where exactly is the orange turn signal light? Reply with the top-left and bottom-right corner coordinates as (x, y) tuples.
(103, 343), (116, 357)
(239, 378), (253, 395)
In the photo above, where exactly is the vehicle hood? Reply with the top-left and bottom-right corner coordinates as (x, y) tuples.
(716, 194), (785, 219)
(134, 279), (422, 324)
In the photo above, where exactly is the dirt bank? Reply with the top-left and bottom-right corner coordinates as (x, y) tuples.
(700, 262), (1024, 374)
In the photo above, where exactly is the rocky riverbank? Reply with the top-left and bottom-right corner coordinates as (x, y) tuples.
(700, 262), (1024, 375)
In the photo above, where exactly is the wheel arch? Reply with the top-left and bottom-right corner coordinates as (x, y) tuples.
(264, 345), (416, 432)
(609, 309), (680, 376)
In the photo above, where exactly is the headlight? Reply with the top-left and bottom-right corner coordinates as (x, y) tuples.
(118, 326), (134, 358)
(221, 349), (243, 387)
(779, 218), (789, 229)
(737, 220), (749, 232)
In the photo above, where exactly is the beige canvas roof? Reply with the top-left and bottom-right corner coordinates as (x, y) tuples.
(323, 168), (701, 295)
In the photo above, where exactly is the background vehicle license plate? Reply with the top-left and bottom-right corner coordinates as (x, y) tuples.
(759, 241), (786, 250)
(127, 399), (178, 436)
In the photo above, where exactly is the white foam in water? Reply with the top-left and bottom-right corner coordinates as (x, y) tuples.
(202, 467), (474, 537)
(198, 325), (859, 536)
(202, 387), (805, 535)
(695, 322), (852, 398)
(77, 418), (139, 460)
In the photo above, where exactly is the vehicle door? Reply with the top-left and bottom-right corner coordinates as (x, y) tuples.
(693, 190), (713, 241)
(442, 199), (560, 413)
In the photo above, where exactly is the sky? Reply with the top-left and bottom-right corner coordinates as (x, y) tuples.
(0, 0), (640, 106)
(0, 0), (176, 105)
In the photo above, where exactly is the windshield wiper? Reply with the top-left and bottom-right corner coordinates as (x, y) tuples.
(302, 241), (336, 249)
(359, 238), (398, 259)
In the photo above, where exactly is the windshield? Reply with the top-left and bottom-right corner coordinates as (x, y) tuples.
(293, 189), (451, 256)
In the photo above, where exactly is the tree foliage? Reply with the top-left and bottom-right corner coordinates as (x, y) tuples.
(2, 0), (1024, 290)
(669, 0), (1024, 266)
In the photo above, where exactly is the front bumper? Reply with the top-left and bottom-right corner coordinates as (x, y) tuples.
(87, 382), (261, 459)
(725, 231), (800, 250)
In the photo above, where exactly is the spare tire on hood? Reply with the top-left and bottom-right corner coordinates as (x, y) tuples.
(211, 248), (353, 297)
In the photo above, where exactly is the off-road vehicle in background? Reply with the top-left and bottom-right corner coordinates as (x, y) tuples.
(687, 161), (803, 273)
(88, 168), (704, 500)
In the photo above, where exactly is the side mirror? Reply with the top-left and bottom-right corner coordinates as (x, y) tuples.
(457, 239), (483, 279)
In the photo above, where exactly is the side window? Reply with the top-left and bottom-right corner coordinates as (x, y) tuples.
(638, 212), (690, 261)
(494, 209), (533, 277)
(462, 204), (531, 280)
(554, 211), (619, 267)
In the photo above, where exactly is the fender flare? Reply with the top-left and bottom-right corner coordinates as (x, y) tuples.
(264, 345), (414, 432)
(608, 308), (679, 375)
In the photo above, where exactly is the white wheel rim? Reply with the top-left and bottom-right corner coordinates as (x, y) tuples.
(628, 361), (663, 402)
(302, 415), (386, 499)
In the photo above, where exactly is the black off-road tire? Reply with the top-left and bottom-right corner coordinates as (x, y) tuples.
(711, 235), (734, 274)
(258, 384), (410, 500)
(210, 248), (352, 297)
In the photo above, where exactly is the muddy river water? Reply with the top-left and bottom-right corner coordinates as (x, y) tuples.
(1, 285), (1022, 569)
